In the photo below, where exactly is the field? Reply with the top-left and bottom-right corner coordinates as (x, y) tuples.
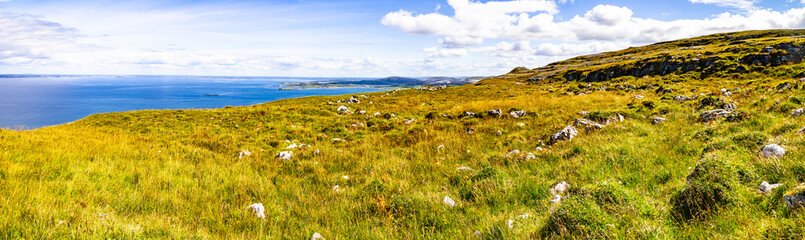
(2, 30), (805, 239)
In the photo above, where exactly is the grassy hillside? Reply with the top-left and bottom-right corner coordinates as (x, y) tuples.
(3, 30), (805, 239)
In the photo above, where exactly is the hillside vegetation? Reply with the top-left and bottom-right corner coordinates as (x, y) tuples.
(4, 30), (805, 239)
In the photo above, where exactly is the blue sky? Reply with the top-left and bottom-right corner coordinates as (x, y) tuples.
(0, 0), (804, 77)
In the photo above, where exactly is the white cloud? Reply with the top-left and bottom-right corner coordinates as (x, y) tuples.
(381, 0), (558, 48)
(583, 5), (633, 26)
(424, 47), (469, 58)
(689, 0), (759, 10)
(384, 2), (805, 62)
(0, 13), (87, 64)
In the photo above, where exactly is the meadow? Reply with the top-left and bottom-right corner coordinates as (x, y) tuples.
(2, 30), (805, 239)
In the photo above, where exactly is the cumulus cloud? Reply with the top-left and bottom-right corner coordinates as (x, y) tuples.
(382, 0), (558, 48)
(0, 13), (85, 64)
(384, 1), (805, 63)
(689, 0), (759, 10)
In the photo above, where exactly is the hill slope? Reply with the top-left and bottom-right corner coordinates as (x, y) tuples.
(3, 30), (805, 239)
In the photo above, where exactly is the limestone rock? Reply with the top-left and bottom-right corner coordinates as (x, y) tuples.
(760, 144), (786, 158)
(674, 95), (692, 102)
(551, 181), (569, 195)
(700, 109), (731, 122)
(336, 105), (350, 113)
(550, 126), (578, 144)
(793, 108), (804, 118)
(247, 203), (266, 219)
(238, 150), (251, 159)
(462, 111), (476, 118)
(311, 232), (325, 240)
(276, 151), (293, 160)
(456, 166), (473, 171)
(652, 117), (666, 125)
(785, 184), (805, 211)
(509, 110), (527, 118)
(758, 181), (783, 194)
(487, 109), (502, 117)
(443, 196), (456, 207)
(506, 150), (521, 158)
(550, 195), (562, 203)
(574, 118), (604, 130)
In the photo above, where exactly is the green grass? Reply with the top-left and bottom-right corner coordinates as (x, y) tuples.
(3, 30), (805, 239)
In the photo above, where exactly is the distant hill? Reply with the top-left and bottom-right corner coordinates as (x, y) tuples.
(283, 75), (486, 89)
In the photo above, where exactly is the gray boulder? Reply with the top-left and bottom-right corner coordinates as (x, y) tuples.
(652, 117), (666, 125)
(462, 111), (476, 118)
(760, 144), (786, 158)
(549, 125), (578, 144)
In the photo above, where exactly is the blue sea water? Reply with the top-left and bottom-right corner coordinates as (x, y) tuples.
(0, 75), (383, 129)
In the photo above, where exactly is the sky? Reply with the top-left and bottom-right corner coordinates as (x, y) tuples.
(1, 0), (805, 77)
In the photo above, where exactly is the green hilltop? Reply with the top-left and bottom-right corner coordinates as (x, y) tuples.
(3, 29), (805, 239)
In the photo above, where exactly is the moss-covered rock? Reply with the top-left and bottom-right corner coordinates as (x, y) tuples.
(671, 154), (741, 220)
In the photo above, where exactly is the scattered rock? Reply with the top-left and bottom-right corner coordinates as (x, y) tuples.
(535, 147), (544, 152)
(462, 111), (476, 118)
(723, 91), (732, 97)
(437, 145), (445, 150)
(336, 105), (350, 113)
(524, 153), (536, 160)
(762, 46), (774, 53)
(577, 111), (589, 116)
(551, 181), (569, 195)
(443, 196), (456, 207)
(286, 143), (298, 149)
(487, 109), (502, 117)
(550, 195), (562, 203)
(793, 108), (804, 118)
(652, 117), (666, 125)
(238, 150), (251, 159)
(496, 130), (503, 135)
(506, 150), (521, 158)
(634, 95), (645, 99)
(574, 118), (604, 130)
(508, 219), (514, 229)
(457, 166), (473, 171)
(549, 126), (578, 144)
(699, 109), (731, 122)
(784, 185), (805, 211)
(358, 110), (367, 115)
(509, 110), (527, 118)
(466, 128), (474, 134)
(674, 95), (692, 102)
(311, 232), (325, 240)
(760, 144), (786, 159)
(758, 181), (783, 194)
(404, 119), (416, 125)
(332, 185), (341, 192)
(276, 151), (293, 160)
(247, 203), (266, 219)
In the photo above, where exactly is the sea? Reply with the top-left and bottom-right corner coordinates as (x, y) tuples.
(0, 75), (384, 129)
